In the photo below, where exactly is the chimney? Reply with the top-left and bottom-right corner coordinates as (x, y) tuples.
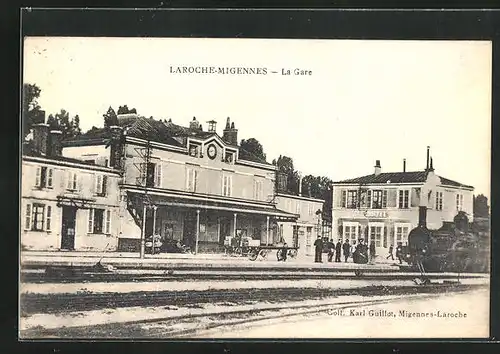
(49, 130), (63, 156)
(32, 123), (50, 155)
(222, 117), (238, 145)
(403, 158), (406, 172)
(207, 120), (217, 133)
(426, 146), (430, 170)
(298, 174), (303, 196)
(189, 117), (200, 130)
(109, 125), (124, 168)
(418, 206), (427, 228)
(429, 157), (434, 172)
(374, 160), (381, 176)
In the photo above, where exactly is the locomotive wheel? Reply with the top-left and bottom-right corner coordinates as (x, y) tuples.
(276, 250), (283, 261)
(248, 250), (258, 261)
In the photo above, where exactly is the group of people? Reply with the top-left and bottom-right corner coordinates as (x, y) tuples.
(387, 242), (406, 264)
(313, 236), (377, 264)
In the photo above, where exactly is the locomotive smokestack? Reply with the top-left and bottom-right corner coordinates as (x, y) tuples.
(426, 146), (430, 171)
(418, 206), (427, 228)
(403, 158), (406, 173)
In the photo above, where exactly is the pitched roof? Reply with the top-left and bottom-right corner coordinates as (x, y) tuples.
(333, 171), (473, 189)
(62, 115), (266, 163)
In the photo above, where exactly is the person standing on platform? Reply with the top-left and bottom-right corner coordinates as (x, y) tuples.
(327, 239), (335, 262)
(350, 240), (357, 261)
(386, 244), (395, 261)
(342, 239), (350, 262)
(335, 239), (342, 262)
(314, 235), (323, 263)
(396, 242), (403, 264)
(369, 242), (376, 263)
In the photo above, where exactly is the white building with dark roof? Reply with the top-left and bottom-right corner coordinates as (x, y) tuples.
(62, 115), (298, 253)
(331, 148), (474, 256)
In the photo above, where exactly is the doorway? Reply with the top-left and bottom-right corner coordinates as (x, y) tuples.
(61, 206), (77, 250)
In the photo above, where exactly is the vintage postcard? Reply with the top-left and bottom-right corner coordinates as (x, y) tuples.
(19, 36), (491, 339)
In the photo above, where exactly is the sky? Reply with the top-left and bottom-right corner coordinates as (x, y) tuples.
(23, 37), (491, 199)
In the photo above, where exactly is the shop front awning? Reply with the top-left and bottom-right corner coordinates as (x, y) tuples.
(125, 189), (299, 221)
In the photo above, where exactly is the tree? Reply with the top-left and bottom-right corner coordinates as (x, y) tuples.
(72, 115), (82, 136)
(473, 194), (489, 218)
(117, 105), (137, 115)
(240, 138), (267, 162)
(103, 106), (118, 128)
(22, 83), (44, 138)
(46, 109), (82, 139)
(275, 155), (299, 195)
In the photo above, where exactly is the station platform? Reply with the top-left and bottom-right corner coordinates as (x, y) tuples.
(20, 250), (399, 272)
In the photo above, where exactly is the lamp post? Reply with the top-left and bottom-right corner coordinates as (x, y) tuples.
(140, 204), (147, 259)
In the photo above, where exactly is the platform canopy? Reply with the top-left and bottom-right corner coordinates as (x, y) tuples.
(125, 188), (299, 221)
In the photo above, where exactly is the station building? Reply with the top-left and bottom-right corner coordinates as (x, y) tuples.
(273, 192), (324, 257)
(331, 149), (474, 256)
(21, 124), (121, 251)
(61, 115), (299, 253)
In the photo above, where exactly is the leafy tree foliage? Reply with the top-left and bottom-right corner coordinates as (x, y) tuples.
(240, 138), (267, 162)
(473, 194), (489, 218)
(117, 105), (137, 115)
(103, 106), (119, 128)
(45, 109), (82, 140)
(22, 83), (44, 138)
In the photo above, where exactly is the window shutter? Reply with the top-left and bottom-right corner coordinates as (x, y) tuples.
(25, 204), (32, 230)
(66, 171), (71, 190)
(102, 175), (108, 195)
(194, 170), (199, 192)
(155, 163), (162, 187)
(96, 175), (102, 194)
(47, 168), (53, 187)
(186, 168), (191, 190)
(88, 208), (94, 233)
(105, 209), (111, 234)
(382, 190), (387, 208)
(35, 167), (41, 187)
(46, 206), (52, 231)
(367, 190), (372, 208)
(341, 190), (346, 207)
(72, 172), (78, 190)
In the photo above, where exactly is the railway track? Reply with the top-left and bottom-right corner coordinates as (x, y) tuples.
(20, 281), (484, 316)
(20, 289), (475, 338)
(20, 269), (487, 284)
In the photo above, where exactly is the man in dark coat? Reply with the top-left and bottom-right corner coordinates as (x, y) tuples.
(335, 239), (342, 262)
(396, 242), (403, 264)
(327, 239), (335, 262)
(342, 239), (350, 262)
(369, 242), (376, 263)
(314, 235), (323, 263)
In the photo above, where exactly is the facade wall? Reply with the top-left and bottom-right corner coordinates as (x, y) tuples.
(122, 142), (275, 203)
(21, 157), (121, 251)
(62, 144), (111, 167)
(274, 194), (324, 257)
(331, 173), (474, 256)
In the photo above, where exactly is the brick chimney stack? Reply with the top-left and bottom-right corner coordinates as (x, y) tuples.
(222, 117), (238, 145)
(49, 130), (63, 156)
(109, 125), (124, 168)
(374, 160), (382, 176)
(403, 158), (406, 172)
(32, 123), (49, 155)
(426, 146), (430, 170)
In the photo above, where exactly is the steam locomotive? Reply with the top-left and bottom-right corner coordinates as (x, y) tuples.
(405, 207), (489, 274)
